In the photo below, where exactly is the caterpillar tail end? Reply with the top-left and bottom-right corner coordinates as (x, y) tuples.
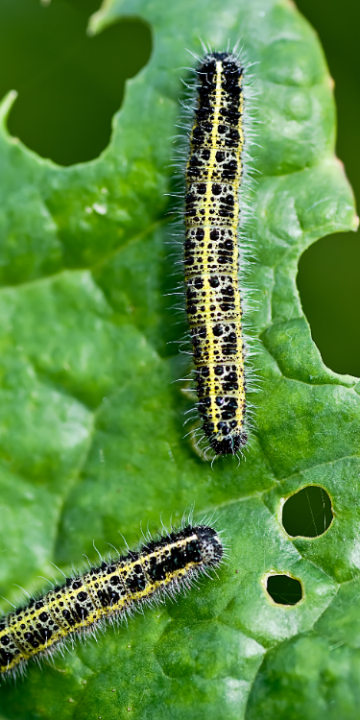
(209, 430), (248, 456)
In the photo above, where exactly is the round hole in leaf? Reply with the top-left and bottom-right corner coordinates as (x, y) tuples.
(282, 485), (333, 538)
(266, 574), (303, 606)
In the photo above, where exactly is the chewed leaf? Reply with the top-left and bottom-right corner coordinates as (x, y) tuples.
(0, 0), (358, 718)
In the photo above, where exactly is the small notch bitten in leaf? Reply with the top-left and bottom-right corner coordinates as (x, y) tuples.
(0, 1), (152, 165)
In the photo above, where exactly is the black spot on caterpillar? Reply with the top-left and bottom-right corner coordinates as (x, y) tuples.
(181, 50), (253, 456)
(0, 523), (223, 678)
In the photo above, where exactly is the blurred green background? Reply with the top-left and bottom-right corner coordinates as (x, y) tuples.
(0, 0), (357, 537)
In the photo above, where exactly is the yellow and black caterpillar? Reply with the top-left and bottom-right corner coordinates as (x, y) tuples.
(184, 52), (248, 455)
(0, 524), (223, 677)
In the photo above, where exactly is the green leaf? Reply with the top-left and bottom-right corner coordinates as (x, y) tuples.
(0, 0), (358, 717)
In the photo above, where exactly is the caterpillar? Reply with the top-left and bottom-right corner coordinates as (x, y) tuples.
(182, 50), (251, 456)
(0, 523), (223, 678)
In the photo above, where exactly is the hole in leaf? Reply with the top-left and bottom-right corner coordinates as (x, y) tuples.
(0, 0), (152, 165)
(295, 1), (360, 376)
(297, 233), (360, 378)
(282, 485), (333, 538)
(266, 574), (303, 606)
